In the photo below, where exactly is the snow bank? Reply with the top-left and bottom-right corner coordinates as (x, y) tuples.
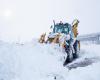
(0, 40), (100, 80)
(66, 62), (100, 80)
(0, 41), (68, 80)
(65, 43), (100, 80)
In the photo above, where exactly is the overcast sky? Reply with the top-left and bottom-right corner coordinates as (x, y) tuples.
(0, 0), (100, 42)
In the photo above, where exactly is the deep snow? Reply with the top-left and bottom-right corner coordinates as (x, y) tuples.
(0, 40), (100, 80)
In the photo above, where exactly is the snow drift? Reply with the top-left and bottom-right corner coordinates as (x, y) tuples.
(0, 40), (100, 80)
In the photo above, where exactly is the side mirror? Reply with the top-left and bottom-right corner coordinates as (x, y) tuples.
(50, 25), (53, 29)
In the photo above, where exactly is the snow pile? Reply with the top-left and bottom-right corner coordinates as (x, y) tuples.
(65, 43), (100, 80)
(0, 41), (68, 80)
(15, 43), (67, 80)
(65, 62), (100, 80)
(0, 40), (100, 80)
(0, 41), (18, 80)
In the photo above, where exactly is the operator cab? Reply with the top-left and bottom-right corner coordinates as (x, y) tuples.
(53, 23), (70, 34)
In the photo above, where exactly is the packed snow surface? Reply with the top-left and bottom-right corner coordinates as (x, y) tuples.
(0, 40), (100, 80)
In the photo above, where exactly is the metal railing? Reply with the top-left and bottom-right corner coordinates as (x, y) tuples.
(78, 32), (100, 44)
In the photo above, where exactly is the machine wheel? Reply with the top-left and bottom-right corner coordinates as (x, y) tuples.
(63, 47), (73, 66)
(73, 40), (80, 59)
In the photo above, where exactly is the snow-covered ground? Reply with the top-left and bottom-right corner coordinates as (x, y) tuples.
(0, 40), (100, 80)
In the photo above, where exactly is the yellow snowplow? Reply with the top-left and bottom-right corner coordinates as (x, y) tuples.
(39, 19), (80, 45)
(38, 19), (80, 65)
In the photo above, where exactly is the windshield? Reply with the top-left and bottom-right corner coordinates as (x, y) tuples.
(54, 25), (69, 34)
(55, 27), (63, 33)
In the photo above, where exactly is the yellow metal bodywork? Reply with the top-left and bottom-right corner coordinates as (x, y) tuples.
(72, 24), (78, 38)
(46, 33), (60, 43)
(38, 33), (46, 43)
(72, 19), (79, 38)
